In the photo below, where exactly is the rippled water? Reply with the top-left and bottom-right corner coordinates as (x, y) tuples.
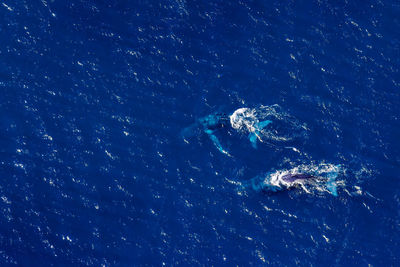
(0, 1), (399, 265)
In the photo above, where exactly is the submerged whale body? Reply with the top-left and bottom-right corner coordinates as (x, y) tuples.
(198, 113), (229, 131)
(181, 112), (232, 155)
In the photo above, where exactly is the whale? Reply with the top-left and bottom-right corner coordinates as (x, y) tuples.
(240, 164), (340, 196)
(181, 109), (272, 155)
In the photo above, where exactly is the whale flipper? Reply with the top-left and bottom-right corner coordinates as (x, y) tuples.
(182, 113), (231, 156)
(248, 132), (258, 149)
(204, 129), (230, 156)
(326, 176), (337, 196)
(325, 165), (340, 196)
(247, 120), (272, 149)
(257, 120), (272, 129)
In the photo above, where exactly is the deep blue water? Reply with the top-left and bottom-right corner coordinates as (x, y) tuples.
(0, 0), (399, 265)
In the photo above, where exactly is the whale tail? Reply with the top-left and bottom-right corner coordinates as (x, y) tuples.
(248, 120), (272, 149)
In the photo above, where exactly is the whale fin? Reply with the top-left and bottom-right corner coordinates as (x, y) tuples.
(205, 129), (231, 156)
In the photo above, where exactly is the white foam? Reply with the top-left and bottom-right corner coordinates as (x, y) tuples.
(229, 107), (258, 133)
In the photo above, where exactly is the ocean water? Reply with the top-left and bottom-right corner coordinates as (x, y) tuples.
(0, 0), (399, 265)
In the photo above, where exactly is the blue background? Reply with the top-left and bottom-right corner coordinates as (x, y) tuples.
(0, 0), (399, 265)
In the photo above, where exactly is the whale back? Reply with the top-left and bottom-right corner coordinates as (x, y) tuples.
(281, 173), (314, 183)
